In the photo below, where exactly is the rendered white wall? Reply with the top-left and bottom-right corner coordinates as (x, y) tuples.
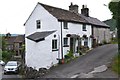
(62, 22), (92, 56)
(25, 4), (61, 70)
(25, 3), (92, 70)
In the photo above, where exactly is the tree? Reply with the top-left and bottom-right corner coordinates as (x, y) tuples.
(109, 1), (120, 53)
(2, 36), (6, 51)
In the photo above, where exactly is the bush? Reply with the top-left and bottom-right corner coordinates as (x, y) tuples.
(78, 50), (82, 55)
(2, 51), (13, 62)
(64, 51), (74, 63)
(102, 40), (107, 44)
(111, 38), (118, 44)
(65, 51), (73, 58)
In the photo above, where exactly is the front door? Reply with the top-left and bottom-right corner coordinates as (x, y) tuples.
(70, 37), (76, 54)
(70, 38), (73, 53)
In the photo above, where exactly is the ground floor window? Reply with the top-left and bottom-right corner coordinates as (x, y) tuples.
(52, 39), (57, 51)
(84, 38), (88, 47)
(64, 37), (68, 47)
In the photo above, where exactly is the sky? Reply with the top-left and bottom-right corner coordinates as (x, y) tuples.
(0, 0), (112, 34)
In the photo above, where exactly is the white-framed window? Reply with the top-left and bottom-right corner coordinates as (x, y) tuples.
(63, 22), (68, 29)
(52, 39), (58, 51)
(82, 24), (86, 31)
(64, 37), (68, 47)
(36, 20), (41, 29)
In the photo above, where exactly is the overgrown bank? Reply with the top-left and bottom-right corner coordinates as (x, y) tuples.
(111, 54), (120, 75)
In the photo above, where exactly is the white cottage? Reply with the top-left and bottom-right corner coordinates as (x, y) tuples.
(24, 2), (110, 70)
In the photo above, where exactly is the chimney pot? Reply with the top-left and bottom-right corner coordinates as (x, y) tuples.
(81, 5), (89, 17)
(69, 2), (79, 13)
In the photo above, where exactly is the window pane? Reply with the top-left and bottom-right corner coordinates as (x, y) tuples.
(64, 38), (68, 45)
(83, 24), (86, 31)
(52, 40), (57, 49)
(64, 22), (68, 29)
(52, 40), (54, 49)
(36, 20), (41, 29)
(55, 40), (57, 49)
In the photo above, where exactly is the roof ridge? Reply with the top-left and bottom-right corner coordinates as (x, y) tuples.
(38, 2), (80, 16)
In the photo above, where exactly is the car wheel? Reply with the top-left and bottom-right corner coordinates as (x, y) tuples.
(16, 70), (19, 74)
(4, 72), (7, 75)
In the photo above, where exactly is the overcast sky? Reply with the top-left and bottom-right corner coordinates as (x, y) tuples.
(0, 0), (112, 34)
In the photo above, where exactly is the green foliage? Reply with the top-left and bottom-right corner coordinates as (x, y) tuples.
(64, 51), (74, 63)
(111, 38), (118, 44)
(109, 1), (120, 53)
(2, 36), (7, 51)
(64, 51), (73, 59)
(102, 40), (107, 44)
(78, 50), (82, 55)
(2, 51), (14, 62)
(109, 2), (119, 19)
(112, 54), (120, 75)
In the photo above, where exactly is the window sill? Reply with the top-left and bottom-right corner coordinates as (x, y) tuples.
(83, 30), (87, 31)
(63, 45), (69, 47)
(64, 28), (68, 29)
(52, 49), (58, 51)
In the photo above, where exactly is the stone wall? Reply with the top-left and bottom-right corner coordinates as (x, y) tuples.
(93, 27), (111, 44)
(23, 66), (48, 79)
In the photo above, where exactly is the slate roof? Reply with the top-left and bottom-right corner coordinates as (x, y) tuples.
(6, 37), (16, 45)
(26, 31), (56, 42)
(24, 2), (109, 28)
(14, 35), (25, 43)
(39, 3), (87, 24)
(39, 3), (109, 28)
(80, 14), (109, 28)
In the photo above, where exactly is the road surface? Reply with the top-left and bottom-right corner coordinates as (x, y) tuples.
(42, 44), (118, 78)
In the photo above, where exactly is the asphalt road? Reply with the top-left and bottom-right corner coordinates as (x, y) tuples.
(42, 44), (118, 78)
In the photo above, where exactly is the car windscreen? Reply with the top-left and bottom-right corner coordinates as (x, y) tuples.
(6, 62), (17, 66)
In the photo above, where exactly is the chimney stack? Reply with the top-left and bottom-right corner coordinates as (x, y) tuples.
(81, 5), (89, 17)
(69, 2), (79, 13)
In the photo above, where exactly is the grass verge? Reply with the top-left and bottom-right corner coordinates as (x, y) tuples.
(111, 54), (120, 75)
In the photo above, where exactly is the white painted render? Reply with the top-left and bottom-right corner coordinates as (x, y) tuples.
(25, 4), (60, 36)
(25, 3), (92, 70)
(25, 4), (61, 70)
(62, 22), (92, 56)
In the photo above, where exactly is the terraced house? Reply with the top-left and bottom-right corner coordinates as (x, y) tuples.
(24, 2), (110, 70)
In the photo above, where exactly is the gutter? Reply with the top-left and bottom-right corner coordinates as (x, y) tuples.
(60, 21), (64, 60)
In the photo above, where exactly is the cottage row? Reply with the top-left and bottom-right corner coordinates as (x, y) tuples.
(24, 2), (111, 70)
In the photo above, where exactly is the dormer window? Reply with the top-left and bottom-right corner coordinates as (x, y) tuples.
(36, 20), (41, 29)
(82, 24), (86, 31)
(63, 22), (68, 29)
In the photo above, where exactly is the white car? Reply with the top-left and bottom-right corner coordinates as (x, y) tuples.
(4, 61), (21, 74)
(0, 60), (5, 66)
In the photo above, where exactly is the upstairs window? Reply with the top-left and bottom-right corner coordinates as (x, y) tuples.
(36, 20), (41, 29)
(82, 24), (86, 31)
(64, 38), (68, 47)
(52, 39), (58, 51)
(63, 22), (68, 29)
